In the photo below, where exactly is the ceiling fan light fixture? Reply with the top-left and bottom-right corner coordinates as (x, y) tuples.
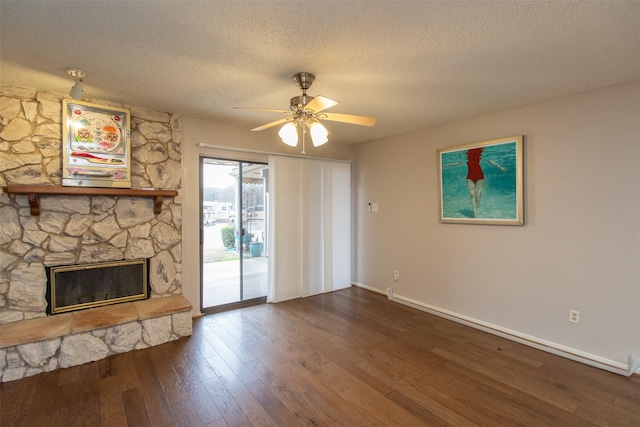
(236, 71), (376, 153)
(309, 121), (328, 147)
(279, 122), (298, 147)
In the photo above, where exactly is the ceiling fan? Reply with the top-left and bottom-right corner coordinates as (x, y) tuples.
(234, 72), (376, 153)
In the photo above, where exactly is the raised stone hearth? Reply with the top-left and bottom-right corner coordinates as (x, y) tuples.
(0, 295), (192, 382)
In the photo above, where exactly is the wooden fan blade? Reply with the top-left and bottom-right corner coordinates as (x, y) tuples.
(234, 107), (291, 114)
(304, 96), (338, 113)
(251, 118), (290, 131)
(321, 112), (376, 127)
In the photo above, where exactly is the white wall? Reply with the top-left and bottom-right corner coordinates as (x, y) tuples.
(353, 81), (640, 367)
(181, 117), (354, 314)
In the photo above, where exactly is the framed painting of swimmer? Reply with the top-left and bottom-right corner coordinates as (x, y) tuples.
(62, 100), (131, 188)
(437, 135), (524, 225)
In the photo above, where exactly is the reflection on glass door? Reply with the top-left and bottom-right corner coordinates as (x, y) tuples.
(200, 158), (268, 310)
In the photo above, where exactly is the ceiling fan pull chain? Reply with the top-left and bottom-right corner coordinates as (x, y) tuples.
(301, 122), (307, 155)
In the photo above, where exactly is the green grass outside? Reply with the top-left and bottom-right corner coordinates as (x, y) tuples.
(203, 247), (239, 263)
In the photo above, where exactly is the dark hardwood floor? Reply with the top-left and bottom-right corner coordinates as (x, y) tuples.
(2, 286), (639, 426)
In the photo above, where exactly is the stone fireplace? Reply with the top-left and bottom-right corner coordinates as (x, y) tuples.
(0, 85), (191, 382)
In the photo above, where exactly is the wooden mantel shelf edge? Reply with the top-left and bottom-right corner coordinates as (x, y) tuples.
(3, 185), (178, 215)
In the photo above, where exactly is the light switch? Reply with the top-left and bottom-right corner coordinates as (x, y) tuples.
(372, 203), (379, 212)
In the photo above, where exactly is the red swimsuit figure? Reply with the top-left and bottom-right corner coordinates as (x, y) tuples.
(466, 148), (484, 183)
(466, 147), (485, 217)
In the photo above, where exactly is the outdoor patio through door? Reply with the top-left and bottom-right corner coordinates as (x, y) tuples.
(200, 157), (268, 311)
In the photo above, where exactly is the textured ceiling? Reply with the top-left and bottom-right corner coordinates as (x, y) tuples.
(2, 1), (640, 145)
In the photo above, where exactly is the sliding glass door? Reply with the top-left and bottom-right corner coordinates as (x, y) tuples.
(200, 158), (268, 311)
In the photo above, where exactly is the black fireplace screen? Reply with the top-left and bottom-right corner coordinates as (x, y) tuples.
(46, 259), (149, 314)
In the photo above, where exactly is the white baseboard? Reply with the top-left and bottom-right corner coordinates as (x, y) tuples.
(351, 282), (387, 295)
(353, 283), (639, 377)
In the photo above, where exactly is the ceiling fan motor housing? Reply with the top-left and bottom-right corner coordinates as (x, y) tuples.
(290, 72), (316, 111)
(290, 94), (314, 111)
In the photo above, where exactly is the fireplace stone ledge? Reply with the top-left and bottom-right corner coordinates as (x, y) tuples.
(0, 295), (191, 349)
(0, 295), (192, 382)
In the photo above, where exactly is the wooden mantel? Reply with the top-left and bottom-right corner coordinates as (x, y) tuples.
(3, 185), (178, 215)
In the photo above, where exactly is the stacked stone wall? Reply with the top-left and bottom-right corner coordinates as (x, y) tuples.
(0, 85), (186, 381)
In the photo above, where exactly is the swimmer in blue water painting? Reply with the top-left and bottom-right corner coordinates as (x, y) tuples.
(439, 139), (520, 222)
(458, 147), (508, 217)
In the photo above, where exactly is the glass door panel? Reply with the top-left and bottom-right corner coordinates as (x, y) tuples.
(201, 158), (268, 310)
(241, 163), (268, 300)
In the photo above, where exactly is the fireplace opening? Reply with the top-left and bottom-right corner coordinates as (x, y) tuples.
(46, 259), (150, 315)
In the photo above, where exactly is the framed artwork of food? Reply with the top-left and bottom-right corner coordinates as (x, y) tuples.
(62, 100), (131, 188)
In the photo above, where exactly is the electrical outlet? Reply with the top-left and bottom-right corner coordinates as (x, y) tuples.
(393, 270), (400, 281)
(569, 309), (580, 324)
(372, 203), (379, 212)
